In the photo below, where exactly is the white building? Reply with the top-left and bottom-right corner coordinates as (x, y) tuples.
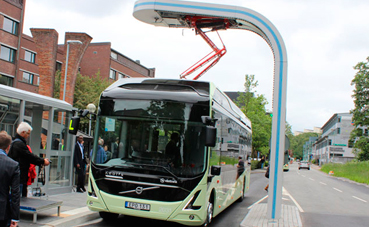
(312, 113), (355, 165)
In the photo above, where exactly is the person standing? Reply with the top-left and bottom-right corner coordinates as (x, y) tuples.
(8, 122), (50, 197)
(237, 156), (245, 179)
(260, 156), (265, 169)
(74, 135), (87, 193)
(0, 131), (20, 227)
(265, 165), (270, 192)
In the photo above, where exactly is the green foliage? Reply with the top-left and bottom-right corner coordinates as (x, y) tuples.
(73, 70), (110, 110)
(236, 75), (272, 157)
(235, 74), (293, 158)
(250, 160), (259, 170)
(289, 132), (319, 159)
(73, 70), (111, 132)
(350, 57), (369, 161)
(321, 161), (369, 185)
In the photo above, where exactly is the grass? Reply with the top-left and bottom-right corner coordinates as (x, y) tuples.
(321, 161), (369, 185)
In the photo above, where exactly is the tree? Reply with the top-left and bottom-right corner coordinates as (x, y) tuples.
(236, 75), (272, 157)
(350, 57), (369, 161)
(73, 70), (111, 133)
(289, 132), (318, 160)
(73, 70), (110, 110)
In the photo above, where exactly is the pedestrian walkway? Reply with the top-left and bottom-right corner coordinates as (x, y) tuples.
(240, 184), (303, 227)
(240, 204), (302, 227)
(18, 191), (99, 227)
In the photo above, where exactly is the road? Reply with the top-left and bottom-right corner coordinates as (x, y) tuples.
(77, 163), (369, 227)
(77, 170), (269, 227)
(284, 163), (369, 227)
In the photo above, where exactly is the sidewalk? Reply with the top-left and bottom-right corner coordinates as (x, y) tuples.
(240, 167), (303, 227)
(19, 191), (99, 227)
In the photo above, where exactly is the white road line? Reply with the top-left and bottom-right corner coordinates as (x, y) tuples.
(248, 195), (268, 209)
(333, 187), (343, 193)
(319, 182), (327, 185)
(352, 196), (367, 203)
(301, 175), (306, 177)
(309, 178), (315, 181)
(283, 187), (304, 213)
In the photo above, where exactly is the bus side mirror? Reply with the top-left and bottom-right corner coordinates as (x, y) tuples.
(211, 165), (221, 176)
(205, 126), (217, 147)
(68, 116), (80, 135)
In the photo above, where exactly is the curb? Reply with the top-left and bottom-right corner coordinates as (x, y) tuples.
(40, 210), (99, 227)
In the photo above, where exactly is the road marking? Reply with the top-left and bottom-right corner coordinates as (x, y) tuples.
(301, 175), (306, 177)
(352, 196), (367, 203)
(333, 187), (343, 193)
(309, 178), (315, 181)
(248, 195), (268, 209)
(283, 187), (304, 213)
(319, 182), (327, 185)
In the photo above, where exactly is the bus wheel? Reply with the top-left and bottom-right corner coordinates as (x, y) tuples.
(99, 211), (119, 221)
(203, 201), (213, 226)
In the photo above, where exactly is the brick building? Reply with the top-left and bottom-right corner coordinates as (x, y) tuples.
(0, 0), (155, 105)
(0, 0), (155, 195)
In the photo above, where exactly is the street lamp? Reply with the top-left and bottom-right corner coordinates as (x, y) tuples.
(62, 40), (83, 102)
(87, 103), (96, 136)
(60, 40), (82, 149)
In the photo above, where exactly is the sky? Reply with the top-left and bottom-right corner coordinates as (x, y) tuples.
(22, 0), (369, 133)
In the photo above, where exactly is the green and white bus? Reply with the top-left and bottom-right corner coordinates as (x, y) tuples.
(85, 78), (252, 226)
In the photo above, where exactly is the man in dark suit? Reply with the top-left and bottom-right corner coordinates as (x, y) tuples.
(0, 131), (20, 227)
(8, 122), (50, 197)
(74, 135), (86, 193)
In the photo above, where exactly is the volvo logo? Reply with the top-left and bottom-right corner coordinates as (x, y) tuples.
(160, 178), (178, 184)
(135, 187), (143, 194)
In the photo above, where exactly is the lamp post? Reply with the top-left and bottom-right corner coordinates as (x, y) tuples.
(87, 103), (96, 136)
(59, 40), (82, 149)
(62, 40), (83, 102)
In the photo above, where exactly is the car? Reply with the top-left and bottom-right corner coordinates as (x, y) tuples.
(298, 161), (310, 170)
(283, 163), (289, 172)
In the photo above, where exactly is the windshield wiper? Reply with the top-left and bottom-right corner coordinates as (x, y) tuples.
(129, 163), (181, 183)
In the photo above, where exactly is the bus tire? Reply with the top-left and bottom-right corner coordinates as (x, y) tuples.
(99, 211), (119, 221)
(203, 201), (213, 226)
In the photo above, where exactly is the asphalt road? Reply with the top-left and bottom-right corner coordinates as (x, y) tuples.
(77, 163), (369, 227)
(77, 169), (269, 227)
(284, 163), (369, 227)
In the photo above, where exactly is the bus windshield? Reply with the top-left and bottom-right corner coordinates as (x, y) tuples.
(91, 99), (209, 178)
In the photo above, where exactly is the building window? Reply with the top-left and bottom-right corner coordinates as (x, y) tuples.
(0, 74), (13, 86)
(22, 72), (34, 84)
(24, 50), (36, 63)
(109, 69), (116, 80)
(56, 62), (62, 72)
(111, 52), (117, 60)
(3, 17), (18, 35)
(0, 45), (16, 63)
(337, 128), (340, 134)
(118, 73), (125, 79)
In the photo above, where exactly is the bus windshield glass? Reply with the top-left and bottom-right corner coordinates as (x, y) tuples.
(91, 99), (209, 178)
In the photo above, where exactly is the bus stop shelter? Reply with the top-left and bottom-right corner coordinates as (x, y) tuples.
(0, 84), (76, 195)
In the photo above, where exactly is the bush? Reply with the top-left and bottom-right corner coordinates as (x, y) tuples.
(251, 160), (259, 170)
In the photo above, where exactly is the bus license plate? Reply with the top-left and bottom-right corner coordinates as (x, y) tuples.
(125, 201), (151, 211)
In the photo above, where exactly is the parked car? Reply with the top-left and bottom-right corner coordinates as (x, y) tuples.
(298, 161), (310, 170)
(283, 163), (289, 172)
